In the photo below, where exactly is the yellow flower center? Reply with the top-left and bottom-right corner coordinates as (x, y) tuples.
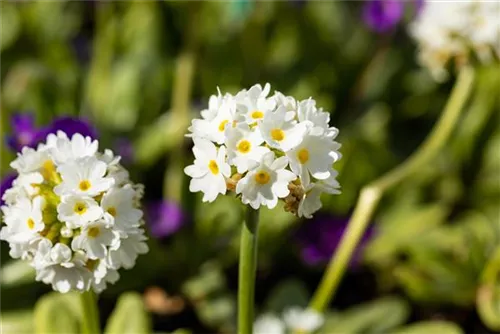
(79, 180), (91, 191)
(208, 160), (219, 175)
(27, 218), (35, 230)
(237, 140), (251, 154)
(251, 111), (264, 119)
(270, 128), (285, 142)
(74, 202), (87, 215)
(87, 227), (100, 238)
(41, 159), (61, 183)
(254, 170), (270, 185)
(297, 148), (309, 164)
(107, 207), (117, 217)
(218, 120), (229, 132)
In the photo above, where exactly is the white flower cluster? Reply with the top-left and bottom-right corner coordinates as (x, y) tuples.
(254, 307), (324, 334)
(410, 0), (500, 80)
(184, 84), (341, 218)
(0, 132), (148, 293)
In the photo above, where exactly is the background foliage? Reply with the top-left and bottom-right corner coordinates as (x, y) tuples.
(1, 1), (499, 333)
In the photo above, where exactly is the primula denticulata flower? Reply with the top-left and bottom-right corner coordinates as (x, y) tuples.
(0, 132), (148, 293)
(410, 0), (500, 80)
(184, 83), (342, 218)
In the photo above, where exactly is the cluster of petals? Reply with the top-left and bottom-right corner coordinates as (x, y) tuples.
(184, 83), (341, 218)
(410, 0), (500, 80)
(0, 132), (148, 293)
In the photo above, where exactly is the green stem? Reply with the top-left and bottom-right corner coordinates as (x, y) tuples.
(80, 291), (100, 334)
(163, 3), (200, 201)
(238, 207), (260, 334)
(308, 66), (475, 313)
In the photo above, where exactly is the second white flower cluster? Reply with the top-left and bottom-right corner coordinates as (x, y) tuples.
(184, 84), (341, 218)
(1, 132), (148, 293)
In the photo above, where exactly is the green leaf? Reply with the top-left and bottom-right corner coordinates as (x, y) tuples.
(0, 310), (34, 334)
(323, 296), (410, 333)
(391, 321), (463, 334)
(264, 279), (310, 314)
(0, 3), (20, 51)
(0, 260), (36, 287)
(33, 292), (81, 334)
(104, 292), (151, 334)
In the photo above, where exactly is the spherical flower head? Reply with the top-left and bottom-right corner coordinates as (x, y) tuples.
(0, 133), (148, 293)
(184, 84), (342, 218)
(146, 200), (185, 238)
(409, 1), (500, 80)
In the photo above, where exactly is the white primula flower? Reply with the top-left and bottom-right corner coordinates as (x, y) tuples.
(184, 138), (231, 202)
(409, 1), (500, 80)
(236, 83), (276, 124)
(71, 221), (118, 259)
(55, 156), (114, 196)
(0, 196), (44, 244)
(236, 152), (296, 209)
(188, 92), (241, 144)
(287, 125), (341, 186)
(107, 230), (149, 270)
(1, 132), (147, 293)
(283, 307), (324, 332)
(225, 124), (270, 173)
(260, 106), (307, 152)
(101, 186), (143, 234)
(254, 314), (285, 334)
(57, 195), (103, 229)
(185, 84), (342, 218)
(10, 146), (51, 174)
(49, 133), (99, 165)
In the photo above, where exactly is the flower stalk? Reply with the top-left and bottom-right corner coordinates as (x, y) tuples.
(80, 291), (100, 334)
(238, 207), (260, 334)
(309, 66), (475, 313)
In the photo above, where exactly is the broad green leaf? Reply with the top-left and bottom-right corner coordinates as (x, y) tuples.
(477, 247), (500, 331)
(0, 310), (34, 334)
(33, 292), (81, 334)
(104, 292), (151, 334)
(323, 296), (410, 333)
(391, 321), (463, 334)
(0, 260), (35, 287)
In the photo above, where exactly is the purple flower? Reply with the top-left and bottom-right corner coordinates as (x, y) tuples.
(6, 114), (38, 152)
(362, 0), (405, 33)
(0, 174), (16, 206)
(114, 138), (135, 165)
(146, 201), (185, 238)
(5, 113), (97, 153)
(297, 214), (375, 267)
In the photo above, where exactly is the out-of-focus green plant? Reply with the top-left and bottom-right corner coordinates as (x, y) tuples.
(104, 292), (151, 334)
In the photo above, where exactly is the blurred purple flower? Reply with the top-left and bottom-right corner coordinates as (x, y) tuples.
(147, 201), (185, 238)
(5, 113), (97, 153)
(362, 0), (405, 33)
(6, 114), (38, 152)
(114, 138), (135, 165)
(0, 174), (16, 206)
(297, 214), (375, 267)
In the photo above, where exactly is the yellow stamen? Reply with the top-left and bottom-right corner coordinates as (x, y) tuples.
(270, 128), (285, 142)
(74, 202), (87, 215)
(237, 140), (251, 154)
(79, 180), (91, 191)
(218, 120), (229, 132)
(254, 170), (270, 185)
(297, 148), (309, 164)
(87, 227), (100, 238)
(208, 160), (219, 175)
(27, 218), (35, 230)
(251, 111), (264, 119)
